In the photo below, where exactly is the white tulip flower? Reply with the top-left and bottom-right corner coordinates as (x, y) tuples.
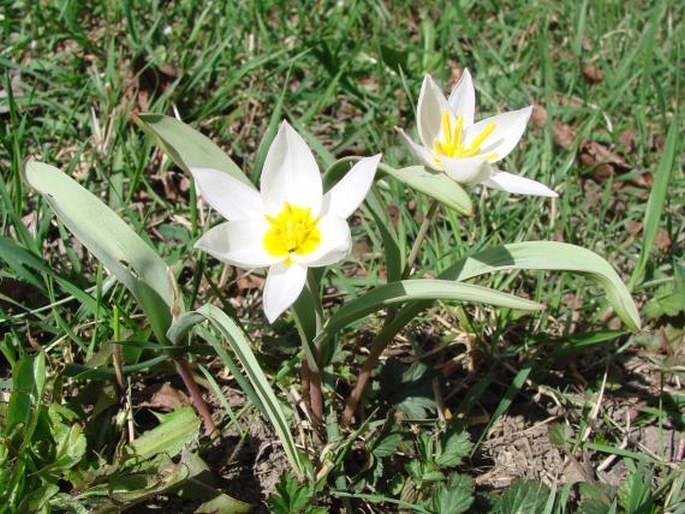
(397, 70), (557, 197)
(192, 120), (381, 322)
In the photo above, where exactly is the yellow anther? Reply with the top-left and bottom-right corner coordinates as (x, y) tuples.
(263, 202), (321, 258)
(433, 110), (496, 160)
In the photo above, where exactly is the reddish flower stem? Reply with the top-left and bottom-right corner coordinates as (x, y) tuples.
(174, 357), (218, 438)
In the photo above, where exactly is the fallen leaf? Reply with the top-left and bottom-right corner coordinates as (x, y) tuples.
(388, 204), (400, 226)
(139, 382), (190, 411)
(236, 269), (265, 294)
(582, 65), (605, 84)
(553, 120), (576, 149)
(531, 103), (547, 129)
(654, 228), (671, 251)
(652, 133), (666, 153)
(578, 140), (631, 182)
(619, 128), (637, 155)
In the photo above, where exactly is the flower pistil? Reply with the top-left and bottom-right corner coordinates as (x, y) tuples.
(263, 202), (322, 262)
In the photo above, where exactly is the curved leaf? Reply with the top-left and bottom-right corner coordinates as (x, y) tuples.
(316, 279), (544, 345)
(379, 162), (473, 216)
(438, 241), (641, 331)
(136, 113), (251, 186)
(380, 241), (641, 343)
(167, 304), (305, 480)
(24, 160), (177, 342)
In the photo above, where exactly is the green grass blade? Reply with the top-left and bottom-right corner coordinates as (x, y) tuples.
(629, 114), (679, 289)
(135, 114), (251, 186)
(23, 160), (176, 342)
(167, 311), (261, 407)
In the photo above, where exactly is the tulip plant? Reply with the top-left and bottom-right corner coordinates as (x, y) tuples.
(23, 68), (640, 482)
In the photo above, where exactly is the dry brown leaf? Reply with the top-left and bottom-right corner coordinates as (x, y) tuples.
(654, 228), (672, 251)
(236, 269), (265, 294)
(139, 382), (190, 411)
(553, 120), (576, 149)
(388, 204), (400, 227)
(578, 140), (631, 182)
(619, 128), (637, 155)
(582, 65), (605, 84)
(531, 103), (547, 129)
(653, 133), (667, 153)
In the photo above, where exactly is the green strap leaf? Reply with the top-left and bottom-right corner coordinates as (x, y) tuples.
(167, 305), (305, 479)
(379, 162), (473, 216)
(136, 113), (251, 186)
(381, 242), (640, 342)
(438, 241), (641, 331)
(24, 160), (177, 342)
(316, 279), (544, 345)
(323, 158), (472, 216)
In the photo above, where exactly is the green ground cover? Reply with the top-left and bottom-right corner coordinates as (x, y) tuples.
(1, 1), (683, 512)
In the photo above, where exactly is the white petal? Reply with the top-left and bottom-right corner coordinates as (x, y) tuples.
(260, 120), (323, 216)
(417, 74), (451, 147)
(396, 128), (441, 170)
(292, 215), (351, 266)
(190, 167), (263, 220)
(447, 68), (475, 126)
(440, 156), (492, 185)
(195, 220), (281, 268)
(483, 170), (558, 197)
(321, 154), (381, 219)
(263, 262), (307, 323)
(464, 106), (532, 162)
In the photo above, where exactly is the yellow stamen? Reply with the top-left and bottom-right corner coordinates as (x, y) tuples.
(467, 121), (496, 153)
(441, 111), (452, 146)
(453, 114), (464, 150)
(432, 110), (497, 160)
(263, 202), (321, 258)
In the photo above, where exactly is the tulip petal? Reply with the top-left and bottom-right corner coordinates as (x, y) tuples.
(195, 220), (281, 268)
(447, 68), (476, 126)
(190, 167), (263, 220)
(417, 74), (451, 147)
(440, 156), (492, 185)
(321, 154), (381, 219)
(396, 128), (440, 170)
(263, 262), (307, 323)
(293, 215), (351, 267)
(483, 170), (558, 197)
(464, 106), (533, 162)
(260, 120), (323, 216)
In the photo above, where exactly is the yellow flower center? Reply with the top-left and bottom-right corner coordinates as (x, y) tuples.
(432, 111), (498, 163)
(263, 203), (321, 262)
